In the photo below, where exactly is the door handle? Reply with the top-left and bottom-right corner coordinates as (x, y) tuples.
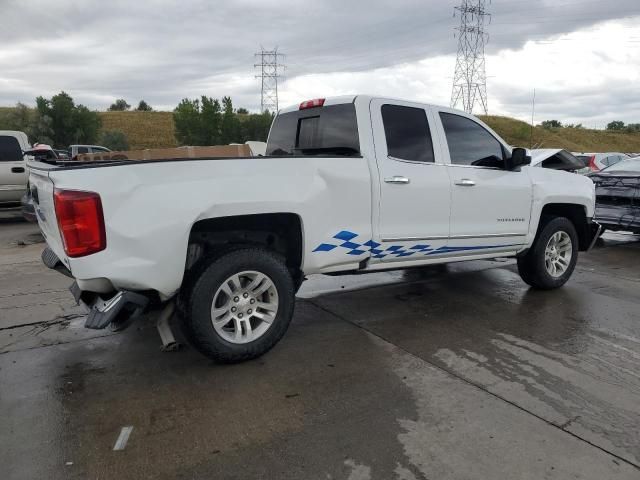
(12, 167), (25, 173)
(454, 179), (475, 187)
(384, 176), (410, 185)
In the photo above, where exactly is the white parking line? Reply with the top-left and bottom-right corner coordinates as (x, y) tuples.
(113, 426), (133, 451)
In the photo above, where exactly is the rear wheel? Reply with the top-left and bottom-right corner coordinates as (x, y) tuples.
(517, 217), (578, 290)
(183, 248), (295, 363)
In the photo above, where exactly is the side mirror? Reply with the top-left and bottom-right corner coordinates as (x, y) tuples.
(507, 147), (531, 170)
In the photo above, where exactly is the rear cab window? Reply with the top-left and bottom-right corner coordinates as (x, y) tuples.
(381, 104), (434, 163)
(266, 103), (360, 156)
(0, 136), (23, 162)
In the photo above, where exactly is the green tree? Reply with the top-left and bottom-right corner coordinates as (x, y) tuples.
(109, 98), (131, 111)
(3, 102), (55, 145)
(220, 96), (239, 144)
(99, 130), (129, 151)
(200, 96), (222, 145)
(30, 113), (54, 146)
(36, 91), (101, 148)
(173, 96), (274, 146)
(136, 100), (153, 111)
(624, 123), (640, 133)
(74, 105), (102, 146)
(173, 98), (203, 145)
(5, 103), (33, 132)
(236, 107), (249, 114)
(239, 111), (274, 142)
(541, 120), (562, 129)
(607, 120), (625, 131)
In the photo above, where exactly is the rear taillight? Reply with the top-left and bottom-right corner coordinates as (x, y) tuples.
(299, 98), (325, 110)
(588, 155), (599, 171)
(53, 189), (106, 257)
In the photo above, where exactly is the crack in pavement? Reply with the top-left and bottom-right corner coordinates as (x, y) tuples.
(0, 330), (115, 356)
(0, 313), (85, 332)
(559, 415), (582, 429)
(0, 289), (68, 299)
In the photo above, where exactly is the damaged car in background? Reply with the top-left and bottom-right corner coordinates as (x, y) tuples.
(530, 149), (588, 173)
(589, 157), (640, 235)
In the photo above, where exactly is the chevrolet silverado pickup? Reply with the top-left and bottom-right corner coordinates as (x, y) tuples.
(29, 95), (601, 362)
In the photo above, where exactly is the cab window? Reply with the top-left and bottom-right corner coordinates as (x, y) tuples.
(440, 113), (505, 168)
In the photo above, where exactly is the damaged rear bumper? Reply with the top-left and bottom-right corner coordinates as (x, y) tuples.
(69, 282), (149, 329)
(42, 247), (150, 330)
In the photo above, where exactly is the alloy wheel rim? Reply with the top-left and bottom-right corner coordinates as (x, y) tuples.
(544, 231), (572, 278)
(210, 270), (279, 344)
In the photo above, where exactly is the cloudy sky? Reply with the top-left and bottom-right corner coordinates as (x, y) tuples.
(1, 0), (639, 126)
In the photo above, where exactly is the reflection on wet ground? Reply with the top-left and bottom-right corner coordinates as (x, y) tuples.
(1, 223), (639, 479)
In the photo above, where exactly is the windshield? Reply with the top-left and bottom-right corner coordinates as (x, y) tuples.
(266, 103), (360, 156)
(601, 157), (640, 173)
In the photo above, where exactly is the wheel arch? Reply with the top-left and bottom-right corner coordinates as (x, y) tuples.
(539, 203), (591, 251)
(185, 212), (304, 284)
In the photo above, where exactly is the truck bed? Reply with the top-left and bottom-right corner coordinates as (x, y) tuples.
(28, 154), (373, 297)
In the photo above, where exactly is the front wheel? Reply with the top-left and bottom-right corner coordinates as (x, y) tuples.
(184, 248), (295, 363)
(517, 217), (579, 290)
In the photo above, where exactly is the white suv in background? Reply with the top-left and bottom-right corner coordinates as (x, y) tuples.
(0, 130), (30, 207)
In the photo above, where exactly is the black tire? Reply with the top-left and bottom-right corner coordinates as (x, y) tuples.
(517, 217), (579, 290)
(183, 247), (295, 363)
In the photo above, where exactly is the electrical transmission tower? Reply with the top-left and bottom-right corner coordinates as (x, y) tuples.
(450, 0), (490, 115)
(254, 47), (285, 113)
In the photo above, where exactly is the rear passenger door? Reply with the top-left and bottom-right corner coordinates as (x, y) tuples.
(370, 99), (451, 263)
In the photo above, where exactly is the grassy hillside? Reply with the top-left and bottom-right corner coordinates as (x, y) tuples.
(480, 115), (640, 153)
(99, 111), (176, 149)
(3, 106), (640, 153)
(98, 111), (640, 152)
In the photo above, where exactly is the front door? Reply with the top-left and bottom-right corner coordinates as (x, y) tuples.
(370, 99), (451, 263)
(434, 109), (532, 253)
(0, 135), (27, 204)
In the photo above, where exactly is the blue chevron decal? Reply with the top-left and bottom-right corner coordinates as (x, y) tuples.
(313, 231), (517, 259)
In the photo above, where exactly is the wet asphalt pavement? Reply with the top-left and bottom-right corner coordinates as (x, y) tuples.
(1, 210), (640, 480)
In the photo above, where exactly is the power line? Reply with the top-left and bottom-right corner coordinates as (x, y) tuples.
(254, 47), (285, 113)
(451, 0), (490, 115)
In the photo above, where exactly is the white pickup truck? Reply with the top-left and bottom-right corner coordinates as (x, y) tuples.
(29, 95), (600, 362)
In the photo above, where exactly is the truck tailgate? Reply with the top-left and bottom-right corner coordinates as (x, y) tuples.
(29, 168), (68, 266)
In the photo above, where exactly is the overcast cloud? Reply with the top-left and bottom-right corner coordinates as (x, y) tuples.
(1, 0), (639, 124)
